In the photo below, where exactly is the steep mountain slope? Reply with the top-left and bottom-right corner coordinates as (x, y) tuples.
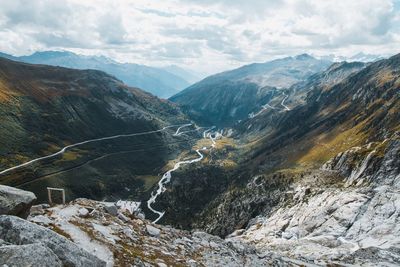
(156, 54), (399, 254)
(0, 57), (192, 202)
(0, 51), (190, 98)
(224, 56), (400, 263)
(236, 61), (367, 133)
(243, 55), (399, 171)
(170, 54), (331, 126)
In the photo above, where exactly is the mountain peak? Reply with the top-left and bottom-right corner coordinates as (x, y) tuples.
(294, 53), (315, 60)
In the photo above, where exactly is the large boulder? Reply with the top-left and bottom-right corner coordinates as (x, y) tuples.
(0, 215), (106, 267)
(0, 244), (62, 267)
(0, 185), (36, 219)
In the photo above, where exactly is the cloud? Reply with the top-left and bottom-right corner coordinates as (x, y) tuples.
(96, 13), (128, 45)
(0, 0), (398, 74)
(2, 0), (73, 29)
(154, 41), (202, 59)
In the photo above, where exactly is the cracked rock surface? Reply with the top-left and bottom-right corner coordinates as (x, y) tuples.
(229, 139), (400, 266)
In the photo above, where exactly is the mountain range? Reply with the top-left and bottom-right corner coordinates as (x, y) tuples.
(0, 52), (399, 266)
(0, 51), (201, 98)
(171, 54), (332, 126)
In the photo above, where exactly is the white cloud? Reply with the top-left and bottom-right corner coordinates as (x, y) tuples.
(0, 0), (398, 74)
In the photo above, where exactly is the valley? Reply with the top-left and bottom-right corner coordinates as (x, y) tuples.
(0, 52), (399, 266)
(0, 57), (196, 205)
(1, 1), (400, 266)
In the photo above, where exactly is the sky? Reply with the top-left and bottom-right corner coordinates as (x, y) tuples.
(0, 0), (399, 75)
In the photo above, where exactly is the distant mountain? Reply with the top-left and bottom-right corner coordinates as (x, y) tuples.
(0, 57), (190, 201)
(0, 51), (192, 98)
(236, 61), (368, 133)
(170, 54), (331, 126)
(348, 52), (385, 62)
(163, 65), (202, 84)
(0, 52), (18, 61)
(320, 52), (385, 63)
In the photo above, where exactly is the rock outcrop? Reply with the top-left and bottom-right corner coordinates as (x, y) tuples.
(0, 215), (106, 267)
(229, 137), (400, 266)
(0, 244), (62, 267)
(27, 198), (299, 266)
(0, 185), (36, 219)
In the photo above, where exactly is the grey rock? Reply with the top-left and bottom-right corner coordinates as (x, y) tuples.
(0, 185), (36, 219)
(122, 228), (136, 241)
(341, 246), (400, 266)
(118, 212), (129, 222)
(78, 208), (89, 217)
(29, 204), (45, 216)
(0, 238), (10, 246)
(103, 203), (118, 216)
(29, 215), (53, 226)
(0, 215), (106, 267)
(229, 139), (400, 266)
(0, 243), (62, 267)
(136, 212), (145, 220)
(146, 224), (161, 237)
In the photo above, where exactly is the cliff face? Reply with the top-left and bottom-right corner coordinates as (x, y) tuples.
(228, 135), (400, 266)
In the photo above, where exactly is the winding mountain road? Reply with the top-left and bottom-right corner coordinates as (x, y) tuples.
(249, 103), (277, 118)
(248, 92), (290, 119)
(281, 93), (291, 111)
(0, 124), (188, 176)
(147, 127), (220, 223)
(173, 124), (192, 136)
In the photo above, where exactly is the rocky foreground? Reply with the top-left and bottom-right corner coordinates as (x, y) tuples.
(0, 189), (292, 266)
(229, 136), (400, 266)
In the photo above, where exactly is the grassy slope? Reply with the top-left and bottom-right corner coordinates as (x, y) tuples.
(0, 58), (192, 201)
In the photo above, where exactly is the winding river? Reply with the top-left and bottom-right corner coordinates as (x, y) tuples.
(147, 126), (220, 223)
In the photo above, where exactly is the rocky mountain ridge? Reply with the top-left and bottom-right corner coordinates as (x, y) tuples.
(170, 54), (332, 126)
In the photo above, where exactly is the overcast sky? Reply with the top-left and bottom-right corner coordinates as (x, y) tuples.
(0, 0), (399, 74)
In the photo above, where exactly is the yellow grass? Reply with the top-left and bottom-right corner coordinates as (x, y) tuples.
(298, 121), (368, 166)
